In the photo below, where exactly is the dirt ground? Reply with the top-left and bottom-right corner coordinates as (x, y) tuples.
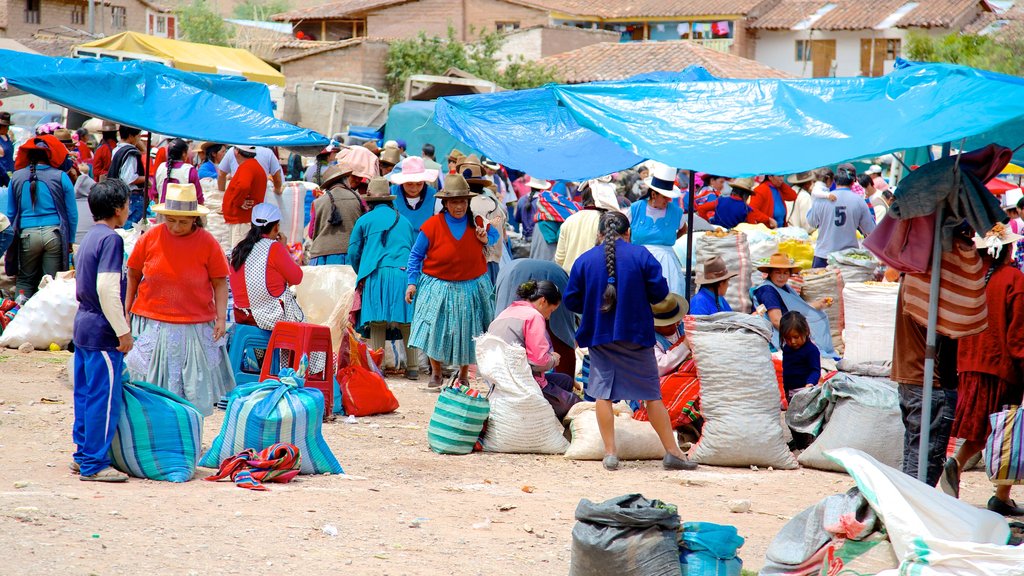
(0, 349), (995, 576)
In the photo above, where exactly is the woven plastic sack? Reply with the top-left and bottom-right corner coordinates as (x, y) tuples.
(294, 265), (357, 349)
(685, 312), (797, 469)
(740, 225), (779, 287)
(816, 533), (898, 576)
(383, 339), (407, 371)
(109, 380), (203, 482)
(680, 522), (745, 576)
(986, 406), (1024, 485)
(427, 387), (490, 455)
(200, 179), (232, 254)
(842, 282), (899, 365)
(199, 369), (343, 474)
(695, 230), (752, 313)
(798, 385), (905, 473)
(476, 334), (568, 454)
(570, 494), (682, 576)
(779, 238), (814, 270)
(827, 248), (878, 283)
(564, 402), (664, 461)
(0, 271), (77, 350)
(800, 268), (845, 355)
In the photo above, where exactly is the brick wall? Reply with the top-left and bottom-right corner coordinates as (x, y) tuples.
(7, 0), (160, 39)
(281, 40), (389, 92)
(463, 0), (548, 39)
(367, 0), (462, 40)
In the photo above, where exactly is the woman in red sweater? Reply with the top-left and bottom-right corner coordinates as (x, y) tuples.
(228, 202), (304, 329)
(946, 225), (1024, 516)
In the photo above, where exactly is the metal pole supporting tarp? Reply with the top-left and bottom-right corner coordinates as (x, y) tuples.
(684, 171), (697, 300)
(916, 141), (951, 483)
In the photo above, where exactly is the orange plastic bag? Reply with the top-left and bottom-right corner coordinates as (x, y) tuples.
(338, 365), (399, 417)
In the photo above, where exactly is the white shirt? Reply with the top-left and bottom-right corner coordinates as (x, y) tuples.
(218, 146), (283, 177)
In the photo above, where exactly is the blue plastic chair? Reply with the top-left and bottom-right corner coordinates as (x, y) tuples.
(227, 323), (273, 385)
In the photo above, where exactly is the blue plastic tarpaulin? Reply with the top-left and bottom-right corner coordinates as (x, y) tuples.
(0, 49), (328, 148)
(436, 62), (1024, 178)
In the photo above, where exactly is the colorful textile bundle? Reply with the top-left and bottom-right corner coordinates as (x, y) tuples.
(109, 380), (203, 482)
(534, 190), (581, 223)
(632, 359), (701, 428)
(203, 443), (301, 491)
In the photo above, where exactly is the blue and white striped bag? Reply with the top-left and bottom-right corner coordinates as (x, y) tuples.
(109, 380), (204, 482)
(198, 369), (343, 475)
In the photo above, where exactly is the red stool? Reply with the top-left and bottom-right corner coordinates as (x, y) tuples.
(260, 322), (335, 419)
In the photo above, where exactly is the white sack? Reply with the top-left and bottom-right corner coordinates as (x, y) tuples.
(801, 268), (845, 355)
(200, 178), (232, 255)
(842, 282), (899, 365)
(563, 402), (664, 461)
(0, 272), (77, 350)
(294, 265), (357, 348)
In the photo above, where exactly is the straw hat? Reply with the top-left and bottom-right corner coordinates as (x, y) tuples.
(365, 177), (396, 202)
(153, 183), (209, 217)
(447, 148), (466, 164)
(728, 177), (757, 195)
(389, 156), (438, 185)
(100, 120), (117, 132)
(456, 154), (494, 188)
(435, 174), (477, 199)
(756, 252), (801, 274)
(644, 161), (682, 199)
(199, 141), (220, 153)
(651, 293), (688, 327)
(481, 157), (500, 171)
(787, 171), (815, 185)
(380, 147), (402, 166)
(695, 256), (738, 286)
(974, 223), (1023, 258)
(526, 176), (551, 190)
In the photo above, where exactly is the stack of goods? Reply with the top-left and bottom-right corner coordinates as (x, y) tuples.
(0, 272), (78, 350)
(736, 224), (779, 287)
(200, 179), (232, 255)
(842, 282), (899, 366)
(695, 229), (753, 313)
(199, 369), (344, 474)
(427, 380), (490, 455)
(564, 402), (664, 461)
(800, 268), (845, 355)
(109, 380), (204, 482)
(685, 312), (798, 469)
(475, 334), (569, 454)
(827, 248), (879, 283)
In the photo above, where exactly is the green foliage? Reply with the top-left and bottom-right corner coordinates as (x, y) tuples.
(906, 30), (1024, 77)
(385, 25), (561, 102)
(176, 0), (234, 47)
(232, 0), (292, 22)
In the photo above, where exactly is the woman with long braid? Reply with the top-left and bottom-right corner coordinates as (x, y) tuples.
(308, 163), (366, 265)
(155, 139), (203, 204)
(564, 211), (696, 472)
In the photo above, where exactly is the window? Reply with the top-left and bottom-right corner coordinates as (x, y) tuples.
(156, 15), (166, 34)
(496, 21), (520, 32)
(885, 38), (901, 60)
(25, 0), (40, 24)
(795, 39), (812, 62)
(71, 6), (85, 25)
(111, 6), (127, 29)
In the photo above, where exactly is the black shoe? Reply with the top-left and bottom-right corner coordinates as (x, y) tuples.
(602, 455), (619, 471)
(937, 457), (960, 498)
(663, 453), (698, 471)
(987, 496), (1024, 516)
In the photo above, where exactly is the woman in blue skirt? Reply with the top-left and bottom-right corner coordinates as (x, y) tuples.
(349, 177), (419, 379)
(406, 174), (499, 389)
(565, 211), (697, 472)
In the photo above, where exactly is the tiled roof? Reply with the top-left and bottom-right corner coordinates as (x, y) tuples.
(272, 0), (409, 21)
(964, 4), (1024, 34)
(513, 0), (772, 19)
(538, 40), (793, 83)
(276, 38), (369, 62)
(751, 0), (993, 31)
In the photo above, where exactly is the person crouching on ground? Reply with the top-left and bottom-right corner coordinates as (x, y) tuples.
(71, 179), (132, 482)
(488, 280), (581, 421)
(780, 311), (821, 403)
(564, 211), (697, 472)
(652, 293), (690, 377)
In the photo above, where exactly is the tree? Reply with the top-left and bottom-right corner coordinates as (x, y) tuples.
(232, 0), (292, 22)
(906, 30), (1024, 77)
(176, 0), (234, 47)
(385, 26), (561, 102)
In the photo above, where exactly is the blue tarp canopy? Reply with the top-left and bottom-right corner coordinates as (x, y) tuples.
(436, 62), (1024, 179)
(383, 100), (479, 163)
(0, 49), (328, 148)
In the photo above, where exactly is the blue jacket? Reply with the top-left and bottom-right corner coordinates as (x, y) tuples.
(565, 239), (669, 348)
(7, 165), (77, 233)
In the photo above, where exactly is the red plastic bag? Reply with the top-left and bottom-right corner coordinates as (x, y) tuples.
(338, 365), (399, 416)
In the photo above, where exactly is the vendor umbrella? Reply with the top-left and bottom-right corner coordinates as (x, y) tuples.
(986, 177), (1018, 194)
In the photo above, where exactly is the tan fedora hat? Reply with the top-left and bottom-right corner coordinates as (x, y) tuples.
(787, 171), (815, 185)
(696, 256), (739, 286)
(153, 183), (209, 217)
(756, 252), (801, 274)
(456, 154), (495, 188)
(380, 147), (402, 166)
(974, 223), (1024, 256)
(651, 293), (689, 327)
(320, 164), (353, 189)
(365, 177), (396, 202)
(728, 177), (757, 195)
(435, 174), (477, 199)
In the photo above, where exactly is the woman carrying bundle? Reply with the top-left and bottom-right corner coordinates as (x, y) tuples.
(406, 174), (499, 389)
(564, 211), (696, 472)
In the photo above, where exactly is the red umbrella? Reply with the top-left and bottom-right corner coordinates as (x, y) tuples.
(986, 177), (1017, 194)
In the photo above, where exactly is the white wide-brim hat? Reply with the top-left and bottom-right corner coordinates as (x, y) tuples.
(645, 160), (682, 199)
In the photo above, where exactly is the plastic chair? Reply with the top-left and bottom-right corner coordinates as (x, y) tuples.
(260, 321), (335, 418)
(227, 323), (273, 386)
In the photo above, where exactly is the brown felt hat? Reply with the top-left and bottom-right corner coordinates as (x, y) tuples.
(456, 154), (494, 188)
(695, 256), (739, 286)
(435, 174), (477, 199)
(364, 177), (396, 202)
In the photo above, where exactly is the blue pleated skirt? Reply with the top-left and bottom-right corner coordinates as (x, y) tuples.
(587, 341), (660, 402)
(409, 273), (494, 366)
(309, 254), (348, 266)
(359, 266), (413, 326)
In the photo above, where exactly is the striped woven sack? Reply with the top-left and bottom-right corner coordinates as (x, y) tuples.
(109, 380), (203, 483)
(427, 387), (490, 455)
(902, 237), (988, 339)
(198, 369), (344, 474)
(986, 406), (1024, 486)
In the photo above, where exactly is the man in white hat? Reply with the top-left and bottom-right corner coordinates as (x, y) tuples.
(223, 146), (268, 247)
(866, 164), (889, 192)
(217, 145), (283, 195)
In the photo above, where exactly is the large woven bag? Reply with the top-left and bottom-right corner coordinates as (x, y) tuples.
(987, 406), (1024, 486)
(427, 386), (490, 455)
(109, 380), (203, 482)
(902, 237), (988, 339)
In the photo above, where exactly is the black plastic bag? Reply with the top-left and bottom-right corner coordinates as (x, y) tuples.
(569, 494), (682, 576)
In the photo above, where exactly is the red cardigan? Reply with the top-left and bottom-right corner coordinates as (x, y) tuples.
(958, 264), (1024, 383)
(750, 181), (797, 224)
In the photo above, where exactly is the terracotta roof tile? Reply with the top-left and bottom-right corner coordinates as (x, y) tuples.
(538, 40), (793, 83)
(514, 0), (772, 18)
(897, 0), (988, 29)
(808, 0), (904, 30)
(747, 0), (825, 30)
(272, 0), (410, 21)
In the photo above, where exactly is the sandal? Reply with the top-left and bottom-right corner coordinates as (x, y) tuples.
(80, 466), (128, 483)
(602, 455), (619, 471)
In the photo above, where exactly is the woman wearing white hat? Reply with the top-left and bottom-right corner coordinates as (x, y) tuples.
(629, 161), (687, 294)
(125, 183), (234, 416)
(388, 156), (440, 231)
